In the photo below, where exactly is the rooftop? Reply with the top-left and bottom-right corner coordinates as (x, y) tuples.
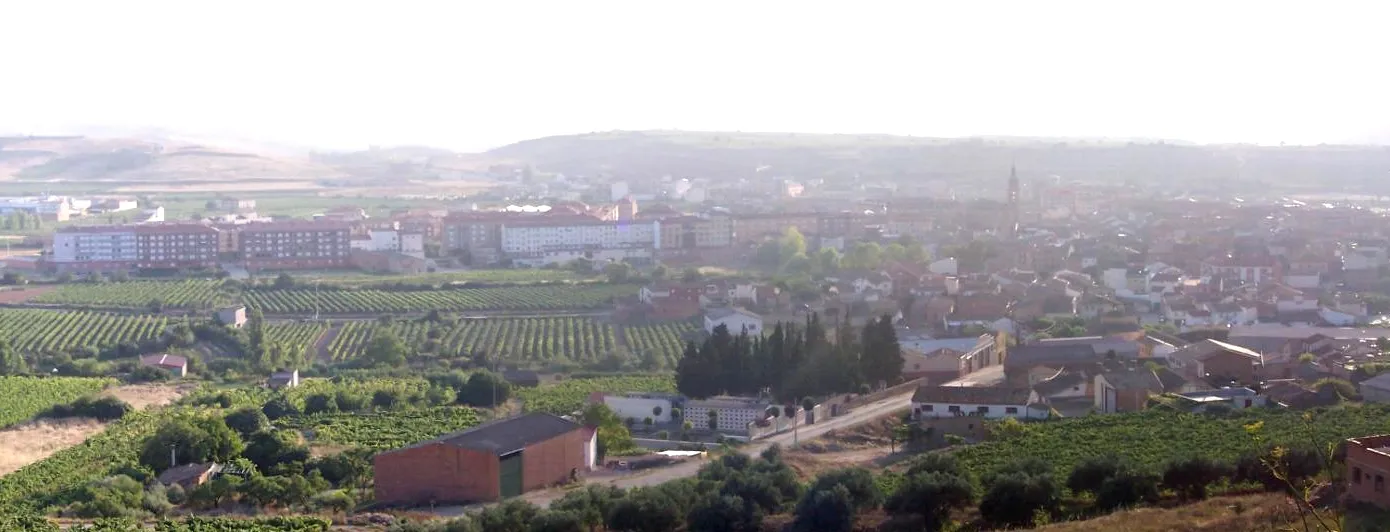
(911, 385), (1033, 405)
(387, 413), (582, 456)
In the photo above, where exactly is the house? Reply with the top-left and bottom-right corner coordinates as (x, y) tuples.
(1174, 387), (1266, 411)
(703, 307), (763, 335)
(685, 396), (774, 433)
(267, 369), (300, 390)
(215, 306), (248, 328)
(910, 385), (1047, 420)
(594, 392), (679, 424)
(899, 334), (1003, 383)
(156, 462), (220, 490)
(374, 413), (594, 504)
(139, 354), (188, 377)
(1168, 339), (1265, 385)
(1346, 435), (1390, 509)
(1094, 368), (1166, 413)
(1360, 373), (1390, 404)
(1004, 344), (1106, 386)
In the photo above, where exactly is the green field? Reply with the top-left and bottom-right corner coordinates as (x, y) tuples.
(244, 284), (631, 314)
(941, 405), (1390, 480)
(309, 269), (587, 287)
(31, 280), (228, 309)
(279, 407), (482, 450)
(0, 309), (172, 355)
(621, 320), (700, 368)
(0, 376), (114, 429)
(264, 321), (329, 362)
(0, 409), (161, 512)
(516, 375), (676, 415)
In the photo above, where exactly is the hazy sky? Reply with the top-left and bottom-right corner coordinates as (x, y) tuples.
(2, 1), (1387, 151)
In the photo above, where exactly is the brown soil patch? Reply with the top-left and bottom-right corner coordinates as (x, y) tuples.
(0, 417), (107, 476)
(0, 285), (54, 303)
(105, 383), (193, 410)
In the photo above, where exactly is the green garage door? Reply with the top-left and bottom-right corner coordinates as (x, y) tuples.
(499, 451), (523, 498)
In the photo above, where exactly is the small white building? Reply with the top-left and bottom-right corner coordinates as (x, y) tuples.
(909, 385), (1046, 420)
(685, 396), (775, 432)
(703, 307), (763, 335)
(215, 306), (248, 328)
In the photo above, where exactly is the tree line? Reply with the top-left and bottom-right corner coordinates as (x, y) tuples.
(675, 313), (902, 402)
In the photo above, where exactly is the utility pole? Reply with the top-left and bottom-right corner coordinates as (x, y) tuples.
(169, 444), (177, 469)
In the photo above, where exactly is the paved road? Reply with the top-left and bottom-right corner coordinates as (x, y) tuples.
(940, 365), (1004, 387)
(429, 390), (914, 516)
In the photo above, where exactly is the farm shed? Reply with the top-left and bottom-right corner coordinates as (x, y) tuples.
(374, 412), (595, 505)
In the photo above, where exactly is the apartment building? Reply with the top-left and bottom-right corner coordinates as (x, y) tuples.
(733, 212), (819, 243)
(238, 221), (351, 271)
(52, 224), (216, 272)
(442, 212), (509, 265)
(656, 215), (734, 251)
(501, 215), (658, 267)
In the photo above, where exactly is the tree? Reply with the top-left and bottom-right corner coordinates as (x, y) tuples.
(689, 494), (761, 532)
(1067, 454), (1125, 495)
(223, 407), (269, 437)
(652, 405), (663, 419)
(528, 510), (585, 532)
(461, 371), (512, 407)
(303, 393), (339, 415)
(978, 472), (1060, 528)
(476, 499), (539, 532)
(1162, 456), (1226, 501)
(608, 488), (682, 532)
(858, 315), (903, 387)
(364, 327), (410, 368)
(551, 485), (623, 532)
(792, 485), (854, 532)
(806, 468), (882, 511)
(603, 262), (634, 284)
(261, 395), (299, 420)
(246, 308), (266, 364)
(886, 471), (975, 531)
(139, 416), (246, 473)
(582, 403), (633, 459)
(1095, 468), (1160, 511)
(274, 273), (295, 290)
(243, 430), (310, 475)
(372, 389), (404, 410)
(681, 267), (702, 283)
(0, 338), (27, 375)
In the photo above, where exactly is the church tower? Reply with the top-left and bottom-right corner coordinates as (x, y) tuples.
(1005, 164), (1020, 237)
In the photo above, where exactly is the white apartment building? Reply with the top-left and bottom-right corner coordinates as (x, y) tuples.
(501, 218), (658, 267)
(350, 229), (427, 259)
(53, 227), (138, 264)
(685, 396), (776, 432)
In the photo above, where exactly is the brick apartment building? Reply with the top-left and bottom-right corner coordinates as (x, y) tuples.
(237, 221), (351, 271)
(374, 413), (595, 505)
(1347, 435), (1390, 509)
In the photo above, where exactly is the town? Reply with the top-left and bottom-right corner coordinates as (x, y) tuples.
(1, 149), (1390, 531)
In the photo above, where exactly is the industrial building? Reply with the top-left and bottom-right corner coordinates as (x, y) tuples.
(374, 413), (595, 505)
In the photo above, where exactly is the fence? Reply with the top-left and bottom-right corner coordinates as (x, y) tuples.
(839, 377), (924, 412)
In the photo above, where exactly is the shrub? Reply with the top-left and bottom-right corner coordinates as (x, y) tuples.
(979, 472), (1060, 528)
(1066, 454), (1125, 495)
(45, 396), (132, 421)
(805, 468), (882, 511)
(885, 471), (975, 530)
(303, 393), (339, 415)
(1162, 456), (1228, 501)
(791, 486), (853, 532)
(1095, 468), (1160, 511)
(223, 407), (269, 436)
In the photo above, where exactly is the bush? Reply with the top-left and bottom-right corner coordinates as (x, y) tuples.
(262, 395), (300, 420)
(45, 396), (132, 421)
(791, 485), (853, 532)
(979, 472), (1060, 528)
(311, 490), (355, 514)
(72, 475), (145, 518)
(1095, 468), (1160, 511)
(129, 365), (172, 383)
(805, 468), (882, 511)
(335, 390), (370, 412)
(906, 452), (964, 478)
(885, 471), (975, 530)
(1162, 456), (1229, 501)
(1067, 454), (1126, 495)
(304, 393), (339, 415)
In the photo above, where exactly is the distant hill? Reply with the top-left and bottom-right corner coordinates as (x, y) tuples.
(487, 130), (1390, 192)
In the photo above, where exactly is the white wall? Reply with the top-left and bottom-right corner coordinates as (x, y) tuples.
(928, 257), (958, 275)
(911, 401), (1042, 419)
(705, 313), (763, 334)
(603, 396), (673, 424)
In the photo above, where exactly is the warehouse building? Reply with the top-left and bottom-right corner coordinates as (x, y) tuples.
(374, 413), (595, 505)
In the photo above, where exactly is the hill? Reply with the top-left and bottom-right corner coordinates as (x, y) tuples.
(0, 135), (503, 194)
(488, 130), (1390, 193)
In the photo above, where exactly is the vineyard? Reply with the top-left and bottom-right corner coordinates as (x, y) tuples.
(516, 375), (676, 415)
(621, 320), (700, 368)
(30, 280), (227, 309)
(279, 407), (482, 450)
(0, 310), (171, 354)
(243, 284), (630, 314)
(0, 409), (160, 512)
(0, 376), (114, 428)
(945, 405), (1390, 480)
(264, 322), (328, 362)
(326, 317), (619, 362)
(9, 515), (331, 531)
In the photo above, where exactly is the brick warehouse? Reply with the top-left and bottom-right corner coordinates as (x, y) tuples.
(374, 413), (596, 505)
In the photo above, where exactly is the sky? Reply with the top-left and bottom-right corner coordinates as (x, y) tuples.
(2, 1), (1388, 152)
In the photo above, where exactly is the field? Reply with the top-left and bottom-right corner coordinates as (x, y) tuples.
(0, 409), (160, 512)
(0, 376), (113, 429)
(0, 310), (171, 354)
(621, 320), (700, 368)
(516, 375), (676, 415)
(326, 317), (619, 362)
(943, 405), (1390, 480)
(312, 269), (586, 287)
(30, 280), (227, 309)
(264, 322), (329, 362)
(243, 284), (631, 314)
(279, 407), (482, 450)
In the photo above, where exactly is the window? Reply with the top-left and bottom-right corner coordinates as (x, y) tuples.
(1353, 467), (1362, 484)
(922, 404), (934, 412)
(1005, 407), (1019, 414)
(977, 406), (990, 414)
(1378, 474), (1386, 493)
(947, 405), (961, 413)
